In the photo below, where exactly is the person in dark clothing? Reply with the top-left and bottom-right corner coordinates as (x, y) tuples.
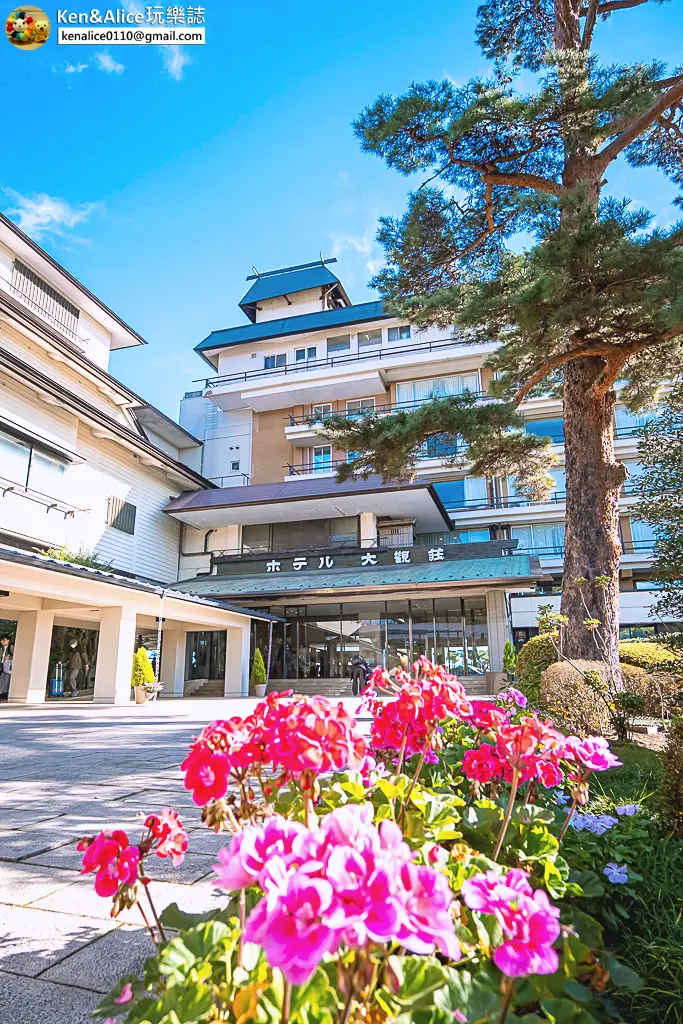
(349, 654), (369, 697)
(67, 640), (89, 697)
(0, 636), (13, 702)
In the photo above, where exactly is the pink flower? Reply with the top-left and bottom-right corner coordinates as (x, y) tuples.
(462, 868), (560, 978)
(223, 803), (460, 983)
(498, 687), (528, 709)
(114, 981), (134, 1004)
(564, 736), (621, 773)
(144, 808), (188, 866)
(462, 744), (503, 783)
(79, 831), (139, 898)
(468, 700), (510, 732)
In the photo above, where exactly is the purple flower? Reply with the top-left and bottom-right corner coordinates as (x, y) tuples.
(616, 803), (638, 817)
(498, 687), (528, 709)
(604, 862), (629, 884)
(555, 792), (570, 806)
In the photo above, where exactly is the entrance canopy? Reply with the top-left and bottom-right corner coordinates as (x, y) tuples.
(164, 475), (454, 533)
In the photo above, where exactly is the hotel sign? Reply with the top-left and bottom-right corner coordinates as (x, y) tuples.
(214, 541), (511, 578)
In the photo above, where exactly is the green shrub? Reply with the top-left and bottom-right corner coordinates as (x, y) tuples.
(661, 715), (683, 836)
(516, 632), (558, 700)
(250, 648), (267, 689)
(131, 647), (155, 688)
(502, 638), (517, 678)
(621, 663), (683, 718)
(539, 660), (612, 734)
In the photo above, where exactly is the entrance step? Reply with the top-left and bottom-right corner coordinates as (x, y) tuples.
(253, 676), (492, 699)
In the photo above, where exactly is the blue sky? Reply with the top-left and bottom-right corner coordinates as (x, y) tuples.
(1, 0), (680, 416)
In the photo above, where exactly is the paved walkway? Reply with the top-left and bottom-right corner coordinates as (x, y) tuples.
(0, 699), (367, 1023)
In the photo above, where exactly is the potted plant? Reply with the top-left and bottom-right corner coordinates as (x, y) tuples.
(132, 647), (156, 704)
(251, 648), (267, 698)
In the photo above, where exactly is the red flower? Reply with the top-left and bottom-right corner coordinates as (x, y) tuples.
(78, 830), (139, 897)
(181, 742), (231, 806)
(144, 807), (189, 866)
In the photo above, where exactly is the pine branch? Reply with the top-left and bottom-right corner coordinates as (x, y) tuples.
(579, 0), (650, 13)
(580, 0), (600, 48)
(595, 78), (683, 171)
(482, 171), (563, 195)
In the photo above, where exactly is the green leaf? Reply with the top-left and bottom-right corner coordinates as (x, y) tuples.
(385, 954), (448, 1009)
(602, 954), (644, 992)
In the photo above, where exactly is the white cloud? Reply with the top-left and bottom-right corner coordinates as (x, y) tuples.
(160, 46), (191, 81)
(2, 188), (99, 241)
(331, 225), (384, 277)
(94, 51), (125, 74)
(65, 61), (88, 73)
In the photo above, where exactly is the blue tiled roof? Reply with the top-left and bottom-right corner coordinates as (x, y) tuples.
(239, 264), (342, 316)
(195, 300), (388, 354)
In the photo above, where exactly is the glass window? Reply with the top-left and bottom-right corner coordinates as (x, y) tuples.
(295, 346), (317, 362)
(346, 398), (375, 418)
(614, 406), (656, 435)
(524, 418), (564, 443)
(455, 529), (491, 543)
(358, 329), (382, 350)
(463, 599), (489, 675)
(464, 476), (488, 507)
(264, 353), (286, 369)
(327, 335), (351, 355)
(342, 602), (385, 671)
(630, 519), (656, 548)
(311, 403), (332, 421)
(295, 604), (343, 680)
(434, 598), (465, 675)
(433, 478), (465, 509)
(511, 523), (565, 553)
(184, 630), (226, 683)
(396, 372), (479, 407)
(311, 445), (332, 473)
(622, 461), (643, 494)
(383, 600), (410, 671)
(387, 325), (411, 343)
(272, 519), (329, 551)
(242, 523), (270, 552)
(410, 598), (435, 662)
(30, 452), (66, 495)
(329, 516), (359, 547)
(0, 429), (30, 486)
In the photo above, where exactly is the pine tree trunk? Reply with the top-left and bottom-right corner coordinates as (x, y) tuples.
(560, 357), (626, 678)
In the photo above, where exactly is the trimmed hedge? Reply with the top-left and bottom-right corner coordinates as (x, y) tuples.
(517, 634), (683, 703)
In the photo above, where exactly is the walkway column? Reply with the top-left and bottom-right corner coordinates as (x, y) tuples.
(160, 629), (186, 698)
(485, 590), (511, 688)
(360, 512), (377, 547)
(94, 605), (137, 705)
(225, 623), (250, 697)
(9, 609), (55, 704)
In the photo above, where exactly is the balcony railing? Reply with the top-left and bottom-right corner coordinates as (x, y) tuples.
(287, 394), (489, 425)
(515, 539), (654, 558)
(197, 335), (485, 389)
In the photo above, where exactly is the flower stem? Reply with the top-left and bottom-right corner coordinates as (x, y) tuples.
(497, 978), (516, 1024)
(396, 726), (410, 775)
(492, 768), (520, 862)
(141, 878), (167, 944)
(558, 795), (578, 843)
(282, 980), (292, 1024)
(237, 889), (246, 967)
(137, 896), (159, 946)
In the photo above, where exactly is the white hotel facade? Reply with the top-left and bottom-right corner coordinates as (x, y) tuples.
(0, 225), (672, 704)
(170, 259), (674, 696)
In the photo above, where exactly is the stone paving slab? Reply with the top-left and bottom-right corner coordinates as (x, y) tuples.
(0, 828), (75, 862)
(0, 861), (76, 906)
(42, 924), (156, 993)
(0, 903), (115, 977)
(0, 970), (100, 1023)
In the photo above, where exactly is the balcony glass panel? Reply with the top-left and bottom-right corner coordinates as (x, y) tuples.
(524, 417), (565, 443)
(396, 372), (479, 407)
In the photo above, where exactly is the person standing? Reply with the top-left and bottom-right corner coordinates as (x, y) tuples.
(349, 654), (369, 697)
(0, 636), (13, 702)
(67, 640), (89, 697)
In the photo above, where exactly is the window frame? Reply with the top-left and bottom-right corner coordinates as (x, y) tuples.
(387, 324), (411, 343)
(264, 353), (286, 370)
(326, 334), (351, 356)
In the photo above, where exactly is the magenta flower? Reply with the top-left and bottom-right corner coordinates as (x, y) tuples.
(114, 981), (134, 1004)
(462, 744), (503, 783)
(462, 868), (560, 978)
(218, 803), (460, 983)
(78, 830), (140, 898)
(565, 736), (621, 772)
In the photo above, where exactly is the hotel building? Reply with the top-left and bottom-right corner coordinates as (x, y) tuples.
(171, 259), (673, 696)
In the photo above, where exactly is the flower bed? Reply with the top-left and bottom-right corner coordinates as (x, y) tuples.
(78, 663), (645, 1024)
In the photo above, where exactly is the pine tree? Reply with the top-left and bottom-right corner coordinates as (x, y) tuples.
(324, 0), (683, 674)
